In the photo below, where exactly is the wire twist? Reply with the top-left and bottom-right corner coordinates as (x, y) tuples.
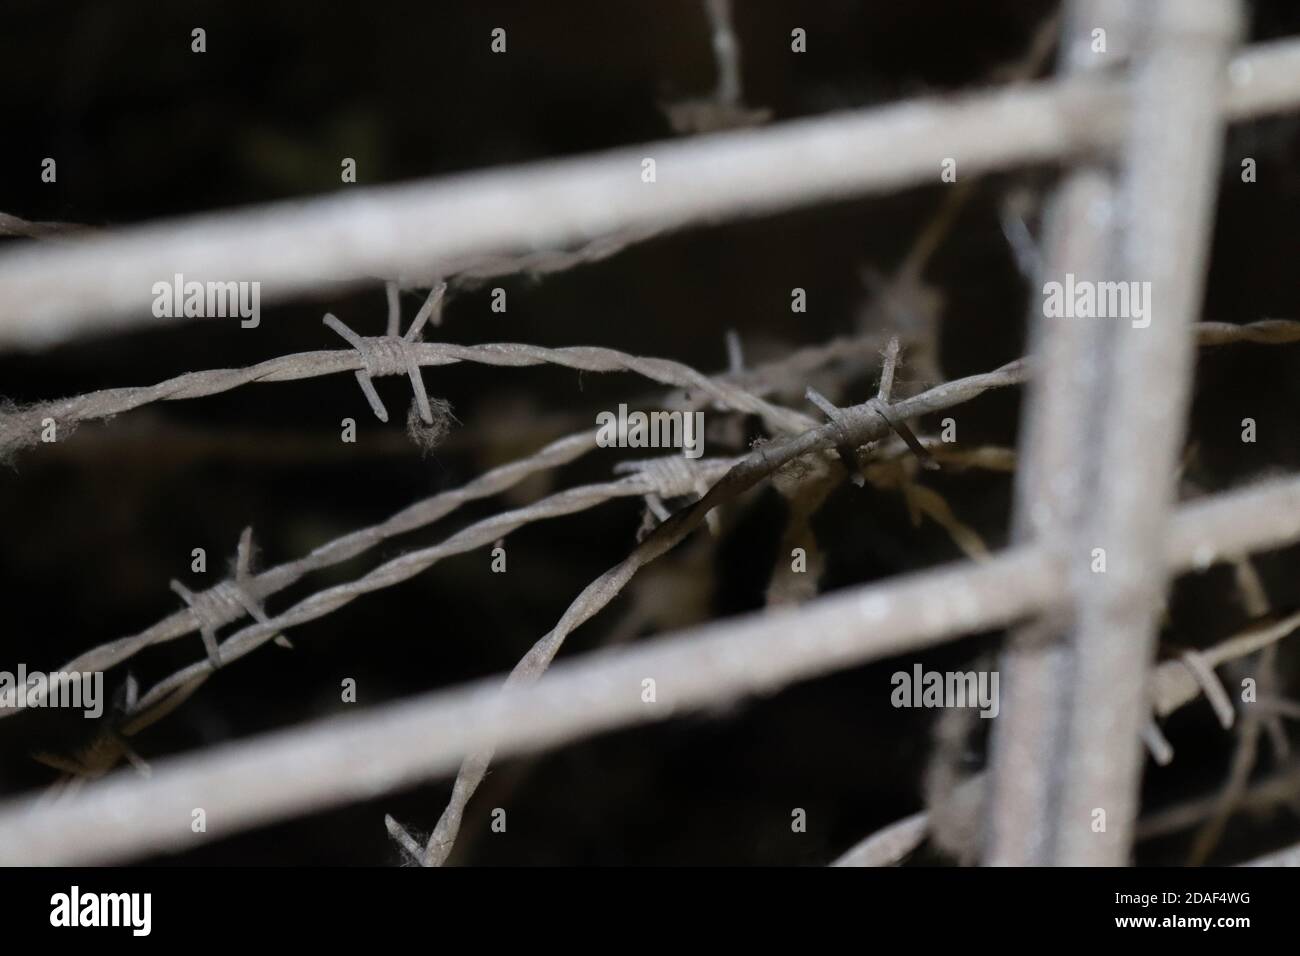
(169, 527), (275, 667)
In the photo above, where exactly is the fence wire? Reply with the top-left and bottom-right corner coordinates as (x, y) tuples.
(2, 0), (1300, 867)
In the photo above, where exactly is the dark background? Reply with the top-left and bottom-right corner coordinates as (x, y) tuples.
(1, 0), (1299, 865)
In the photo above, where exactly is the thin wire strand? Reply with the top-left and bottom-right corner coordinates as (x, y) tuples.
(123, 355), (1032, 730)
(5, 318), (1291, 463)
(3, 475), (1300, 865)
(3, 37), (1300, 348)
(419, 356), (1027, 864)
(0, 337), (817, 460)
(121, 459), (738, 731)
(837, 608), (1300, 865)
(0, 335), (881, 719)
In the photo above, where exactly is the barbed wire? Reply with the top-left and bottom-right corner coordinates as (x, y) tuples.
(0, 333), (884, 719)
(4, 317), (1293, 464)
(4, 474), (1300, 865)
(121, 456), (736, 731)
(3, 36), (1300, 349)
(5, 4), (1300, 869)
(0, 333), (820, 460)
(121, 351), (1031, 730)
(835, 607), (1300, 865)
(416, 355), (1031, 864)
(1193, 319), (1300, 346)
(416, 322), (1300, 864)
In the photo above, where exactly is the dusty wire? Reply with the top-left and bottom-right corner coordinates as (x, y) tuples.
(118, 457), (739, 731)
(6, 317), (1291, 464)
(831, 812), (930, 867)
(0, 211), (95, 239)
(122, 351), (1030, 723)
(1142, 760), (1300, 844)
(4, 474), (1300, 865)
(4, 37), (1300, 349)
(836, 610), (1300, 865)
(80, 354), (1030, 859)
(1194, 319), (1300, 346)
(418, 356), (1030, 864)
(0, 336), (815, 460)
(0, 335), (880, 719)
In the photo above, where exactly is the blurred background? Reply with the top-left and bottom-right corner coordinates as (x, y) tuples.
(2, 0), (1299, 864)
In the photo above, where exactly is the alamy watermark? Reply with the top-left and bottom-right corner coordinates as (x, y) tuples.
(1042, 272), (1152, 329)
(152, 273), (261, 327)
(891, 664), (999, 718)
(50, 886), (151, 936)
(0, 664), (103, 718)
(595, 404), (704, 458)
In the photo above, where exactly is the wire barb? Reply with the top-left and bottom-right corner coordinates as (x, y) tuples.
(805, 386), (867, 487)
(168, 527), (276, 669)
(614, 454), (726, 535)
(873, 404), (940, 472)
(322, 280), (445, 424)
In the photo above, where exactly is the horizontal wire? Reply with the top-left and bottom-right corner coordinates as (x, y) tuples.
(2, 37), (1299, 348)
(5, 318), (1292, 463)
(122, 355), (1032, 730)
(1, 334), (880, 720)
(0, 337), (816, 460)
(3, 474), (1299, 864)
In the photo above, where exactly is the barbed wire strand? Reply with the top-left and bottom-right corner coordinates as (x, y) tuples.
(409, 318), (1294, 863)
(0, 335), (882, 718)
(5, 317), (1293, 464)
(121, 356), (1031, 735)
(836, 608), (1300, 865)
(3, 36), (1300, 349)
(417, 357), (1028, 865)
(2, 474), (1300, 864)
(1, 8), (1297, 872)
(117, 456), (740, 731)
(0, 336), (820, 460)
